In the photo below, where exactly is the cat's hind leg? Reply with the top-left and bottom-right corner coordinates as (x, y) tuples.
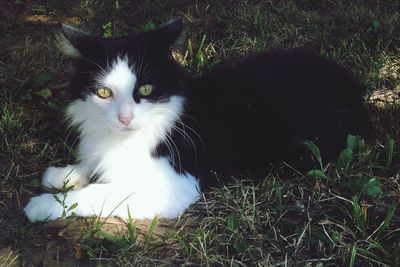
(41, 164), (89, 189)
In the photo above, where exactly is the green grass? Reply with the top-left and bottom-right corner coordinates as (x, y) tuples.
(1, 0), (400, 266)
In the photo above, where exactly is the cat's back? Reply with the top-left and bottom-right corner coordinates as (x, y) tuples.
(183, 49), (372, 188)
(189, 49), (364, 106)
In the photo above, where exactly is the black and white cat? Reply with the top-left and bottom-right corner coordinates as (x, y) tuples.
(24, 20), (371, 222)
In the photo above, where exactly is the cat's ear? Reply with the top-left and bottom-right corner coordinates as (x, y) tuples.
(56, 24), (88, 58)
(144, 19), (184, 50)
(161, 19), (184, 47)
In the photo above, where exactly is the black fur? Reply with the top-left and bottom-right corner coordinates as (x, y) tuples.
(175, 49), (372, 189)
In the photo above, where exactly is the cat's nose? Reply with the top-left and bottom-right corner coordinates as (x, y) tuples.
(118, 115), (133, 126)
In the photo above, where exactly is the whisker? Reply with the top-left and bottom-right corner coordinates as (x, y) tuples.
(82, 58), (107, 75)
(163, 136), (175, 168)
(171, 124), (197, 157)
(176, 116), (205, 150)
(158, 128), (177, 170)
(165, 133), (182, 172)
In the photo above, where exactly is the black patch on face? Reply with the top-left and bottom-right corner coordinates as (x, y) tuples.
(62, 20), (186, 103)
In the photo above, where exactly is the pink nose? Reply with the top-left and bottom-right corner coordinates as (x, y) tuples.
(118, 115), (133, 126)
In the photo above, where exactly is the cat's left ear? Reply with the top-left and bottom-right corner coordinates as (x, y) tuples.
(56, 24), (88, 58)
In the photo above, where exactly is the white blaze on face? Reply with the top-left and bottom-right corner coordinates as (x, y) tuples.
(103, 57), (137, 96)
(102, 57), (138, 125)
(91, 56), (138, 129)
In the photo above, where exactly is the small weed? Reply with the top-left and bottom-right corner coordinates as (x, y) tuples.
(142, 21), (156, 31)
(53, 173), (78, 219)
(102, 21), (113, 38)
(1, 103), (23, 133)
(367, 20), (380, 34)
(298, 138), (324, 170)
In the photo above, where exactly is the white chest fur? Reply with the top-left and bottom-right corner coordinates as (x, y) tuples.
(24, 128), (200, 221)
(76, 126), (201, 219)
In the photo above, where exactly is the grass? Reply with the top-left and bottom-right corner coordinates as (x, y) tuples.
(0, 0), (400, 266)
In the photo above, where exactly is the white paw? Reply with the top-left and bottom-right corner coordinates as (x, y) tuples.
(23, 193), (62, 223)
(42, 165), (88, 189)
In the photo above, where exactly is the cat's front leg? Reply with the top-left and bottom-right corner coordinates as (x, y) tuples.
(23, 193), (64, 222)
(41, 164), (89, 189)
(24, 183), (133, 222)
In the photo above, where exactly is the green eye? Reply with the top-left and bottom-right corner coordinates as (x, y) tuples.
(138, 84), (154, 96)
(95, 87), (113, 98)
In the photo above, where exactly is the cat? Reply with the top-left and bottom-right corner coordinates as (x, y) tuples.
(24, 19), (372, 223)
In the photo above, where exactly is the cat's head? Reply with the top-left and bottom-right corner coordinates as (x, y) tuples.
(59, 20), (186, 137)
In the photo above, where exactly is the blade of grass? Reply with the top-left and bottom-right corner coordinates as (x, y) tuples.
(385, 137), (394, 169)
(349, 244), (357, 267)
(127, 206), (137, 243)
(144, 215), (159, 249)
(352, 196), (366, 235)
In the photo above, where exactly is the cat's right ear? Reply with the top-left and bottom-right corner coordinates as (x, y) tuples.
(56, 24), (87, 58)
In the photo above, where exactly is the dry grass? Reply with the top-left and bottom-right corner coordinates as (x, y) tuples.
(0, 0), (399, 266)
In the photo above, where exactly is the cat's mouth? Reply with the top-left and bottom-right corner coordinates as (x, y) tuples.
(110, 122), (136, 132)
(120, 127), (134, 132)
(115, 123), (135, 132)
